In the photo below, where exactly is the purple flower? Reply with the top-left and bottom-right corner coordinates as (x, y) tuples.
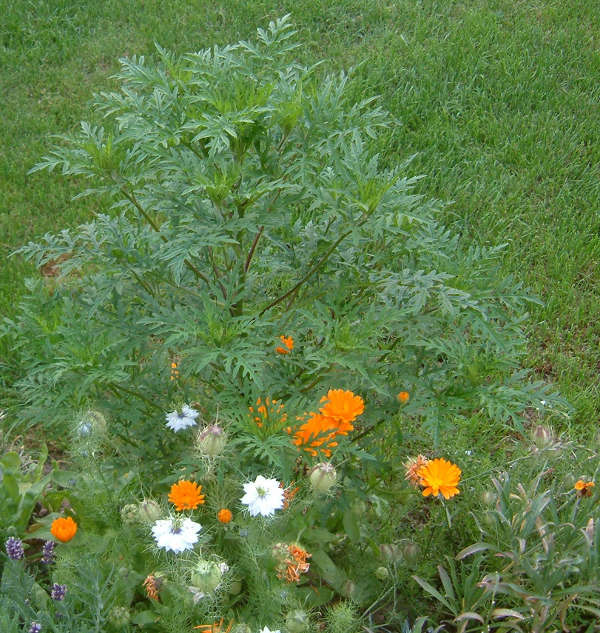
(50, 583), (67, 601)
(29, 624), (42, 633)
(5, 536), (24, 560)
(41, 540), (55, 565)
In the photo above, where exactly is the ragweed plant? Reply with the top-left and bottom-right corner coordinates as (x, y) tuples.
(3, 16), (562, 450)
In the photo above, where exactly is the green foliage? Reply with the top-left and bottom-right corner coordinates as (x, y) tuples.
(4, 16), (562, 451)
(0, 447), (51, 540)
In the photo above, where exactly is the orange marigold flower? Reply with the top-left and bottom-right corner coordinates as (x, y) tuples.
(217, 508), (233, 523)
(397, 391), (410, 404)
(276, 335), (294, 354)
(50, 516), (78, 543)
(319, 389), (364, 426)
(168, 480), (205, 511)
(404, 455), (429, 487)
(418, 458), (461, 500)
(143, 574), (163, 601)
(575, 480), (595, 497)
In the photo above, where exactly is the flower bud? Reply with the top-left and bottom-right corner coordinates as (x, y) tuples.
(375, 566), (390, 581)
(309, 463), (337, 494)
(137, 499), (161, 524)
(402, 541), (420, 565)
(120, 504), (138, 525)
(190, 560), (222, 594)
(532, 424), (553, 449)
(285, 609), (310, 633)
(379, 543), (401, 563)
(481, 491), (496, 507)
(109, 606), (130, 628)
(196, 425), (227, 456)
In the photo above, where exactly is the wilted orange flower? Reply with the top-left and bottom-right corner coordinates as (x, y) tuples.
(397, 391), (410, 404)
(194, 617), (234, 632)
(168, 480), (205, 511)
(280, 482), (299, 509)
(276, 335), (294, 354)
(50, 516), (78, 543)
(217, 508), (233, 523)
(404, 455), (429, 487)
(143, 574), (163, 601)
(575, 480), (595, 497)
(418, 458), (461, 500)
(276, 543), (311, 583)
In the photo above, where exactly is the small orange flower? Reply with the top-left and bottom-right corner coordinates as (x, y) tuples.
(170, 359), (180, 381)
(249, 397), (287, 433)
(168, 480), (205, 511)
(50, 516), (78, 543)
(276, 335), (294, 354)
(397, 391), (410, 404)
(280, 482), (299, 509)
(575, 480), (595, 497)
(404, 455), (429, 487)
(418, 458), (461, 500)
(143, 574), (163, 601)
(217, 508), (233, 523)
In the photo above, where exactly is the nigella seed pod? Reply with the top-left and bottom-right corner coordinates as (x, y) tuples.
(190, 560), (222, 593)
(375, 566), (390, 581)
(120, 504), (138, 525)
(109, 606), (131, 627)
(309, 462), (337, 494)
(137, 499), (161, 524)
(379, 543), (401, 563)
(285, 609), (310, 633)
(196, 424), (227, 456)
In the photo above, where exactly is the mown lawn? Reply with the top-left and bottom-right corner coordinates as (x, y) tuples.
(2, 0), (599, 431)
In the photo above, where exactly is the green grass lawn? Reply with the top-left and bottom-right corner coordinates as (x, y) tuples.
(2, 0), (599, 430)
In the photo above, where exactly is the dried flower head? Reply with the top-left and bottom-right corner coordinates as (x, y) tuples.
(275, 543), (311, 583)
(168, 480), (205, 511)
(403, 455), (429, 487)
(575, 480), (595, 497)
(50, 516), (78, 542)
(143, 574), (163, 601)
(418, 458), (461, 499)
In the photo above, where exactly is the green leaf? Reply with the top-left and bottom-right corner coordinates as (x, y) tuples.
(342, 510), (361, 542)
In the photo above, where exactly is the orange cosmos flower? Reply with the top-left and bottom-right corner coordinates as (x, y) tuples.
(319, 389), (364, 428)
(404, 455), (429, 487)
(217, 508), (233, 523)
(418, 458), (461, 500)
(50, 516), (78, 542)
(397, 391), (410, 404)
(292, 412), (340, 457)
(574, 480), (595, 497)
(168, 480), (205, 511)
(276, 335), (294, 354)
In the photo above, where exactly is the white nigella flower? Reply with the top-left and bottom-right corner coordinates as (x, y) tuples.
(165, 404), (200, 432)
(151, 517), (201, 553)
(240, 475), (284, 517)
(260, 628), (281, 633)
